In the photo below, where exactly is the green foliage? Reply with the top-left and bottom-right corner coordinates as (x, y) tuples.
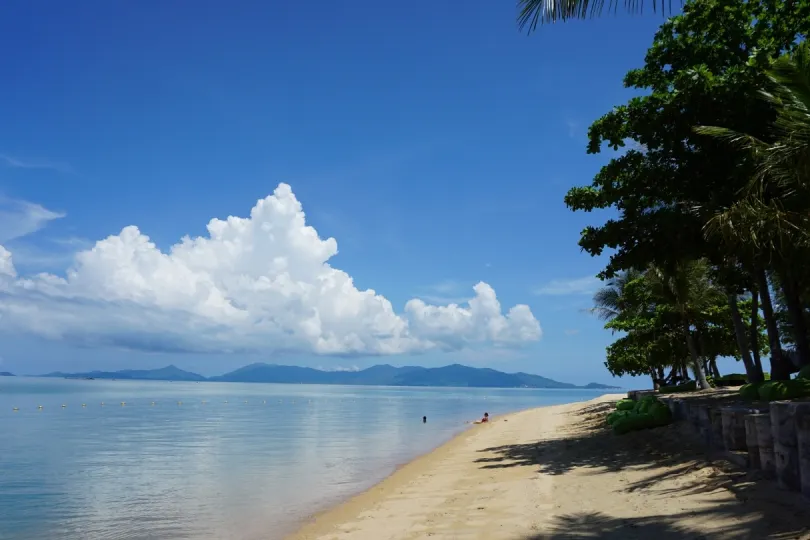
(615, 399), (636, 411)
(597, 261), (764, 381)
(660, 380), (697, 393)
(739, 382), (765, 400)
(607, 410), (632, 425)
(608, 396), (672, 435)
(798, 365), (810, 380)
(757, 379), (810, 401)
(568, 0), (810, 382)
(713, 373), (748, 386)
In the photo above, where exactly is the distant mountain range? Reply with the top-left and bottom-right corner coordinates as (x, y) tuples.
(41, 365), (206, 382)
(0, 372), (14, 377)
(38, 363), (619, 389)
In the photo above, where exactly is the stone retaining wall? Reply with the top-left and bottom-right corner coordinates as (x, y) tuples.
(631, 390), (810, 498)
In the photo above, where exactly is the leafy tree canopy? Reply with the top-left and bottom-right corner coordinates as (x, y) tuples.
(564, 0), (810, 278)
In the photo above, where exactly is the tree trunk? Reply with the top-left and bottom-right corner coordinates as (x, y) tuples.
(683, 318), (711, 390)
(728, 292), (761, 383)
(779, 267), (810, 368)
(681, 359), (689, 380)
(665, 365), (678, 385)
(758, 267), (788, 380)
(650, 368), (660, 391)
(710, 357), (721, 378)
(750, 288), (763, 374)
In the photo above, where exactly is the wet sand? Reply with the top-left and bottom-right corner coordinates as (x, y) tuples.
(288, 393), (810, 540)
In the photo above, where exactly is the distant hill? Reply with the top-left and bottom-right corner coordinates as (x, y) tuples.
(37, 363), (617, 389)
(40, 365), (205, 382)
(0, 372), (14, 376)
(212, 363), (601, 389)
(583, 382), (621, 390)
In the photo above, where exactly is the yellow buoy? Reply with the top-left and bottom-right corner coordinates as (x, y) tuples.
(121, 402), (126, 406)
(38, 405), (43, 409)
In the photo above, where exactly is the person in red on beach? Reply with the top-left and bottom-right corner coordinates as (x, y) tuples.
(473, 412), (489, 424)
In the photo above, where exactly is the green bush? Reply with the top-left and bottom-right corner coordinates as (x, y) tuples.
(607, 410), (631, 425)
(660, 380), (697, 393)
(713, 374), (747, 387)
(716, 373), (747, 381)
(635, 396), (656, 414)
(649, 401), (672, 424)
(739, 382), (764, 400)
(612, 413), (656, 435)
(757, 379), (810, 401)
(607, 396), (673, 435)
(797, 365), (810, 381)
(615, 399), (635, 411)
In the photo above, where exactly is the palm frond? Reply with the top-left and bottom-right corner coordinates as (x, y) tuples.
(693, 125), (768, 154)
(696, 45), (810, 257)
(517, 0), (675, 30)
(705, 197), (810, 254)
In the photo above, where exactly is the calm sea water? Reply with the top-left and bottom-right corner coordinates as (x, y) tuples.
(0, 377), (611, 540)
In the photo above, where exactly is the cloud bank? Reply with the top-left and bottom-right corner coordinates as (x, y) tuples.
(0, 184), (541, 356)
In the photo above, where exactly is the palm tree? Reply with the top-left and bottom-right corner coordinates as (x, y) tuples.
(696, 44), (810, 248)
(645, 260), (717, 390)
(590, 268), (644, 322)
(591, 269), (669, 387)
(695, 43), (810, 369)
(517, 0), (673, 30)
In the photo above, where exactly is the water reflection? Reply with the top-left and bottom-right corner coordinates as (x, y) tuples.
(0, 378), (608, 540)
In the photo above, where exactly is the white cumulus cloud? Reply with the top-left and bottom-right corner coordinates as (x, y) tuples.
(0, 184), (541, 356)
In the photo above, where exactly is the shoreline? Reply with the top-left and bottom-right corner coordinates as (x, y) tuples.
(287, 392), (810, 540)
(287, 393), (624, 540)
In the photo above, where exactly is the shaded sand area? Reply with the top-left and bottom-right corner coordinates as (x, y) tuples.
(289, 394), (810, 540)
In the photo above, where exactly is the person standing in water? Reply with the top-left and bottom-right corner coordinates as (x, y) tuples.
(422, 416), (427, 423)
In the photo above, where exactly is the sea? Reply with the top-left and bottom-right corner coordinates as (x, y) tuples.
(0, 377), (612, 540)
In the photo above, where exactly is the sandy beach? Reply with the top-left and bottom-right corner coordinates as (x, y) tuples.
(289, 393), (810, 540)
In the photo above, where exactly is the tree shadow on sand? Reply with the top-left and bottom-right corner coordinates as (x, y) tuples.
(476, 417), (700, 478)
(478, 406), (810, 539)
(522, 509), (806, 539)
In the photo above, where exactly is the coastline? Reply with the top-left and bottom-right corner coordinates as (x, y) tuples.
(287, 392), (810, 540)
(287, 393), (623, 540)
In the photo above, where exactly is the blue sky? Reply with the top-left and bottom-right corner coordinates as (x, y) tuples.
(0, 1), (736, 386)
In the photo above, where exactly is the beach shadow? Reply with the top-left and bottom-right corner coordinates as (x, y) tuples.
(570, 402), (615, 417)
(475, 420), (697, 478)
(486, 405), (810, 539)
(521, 508), (807, 539)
